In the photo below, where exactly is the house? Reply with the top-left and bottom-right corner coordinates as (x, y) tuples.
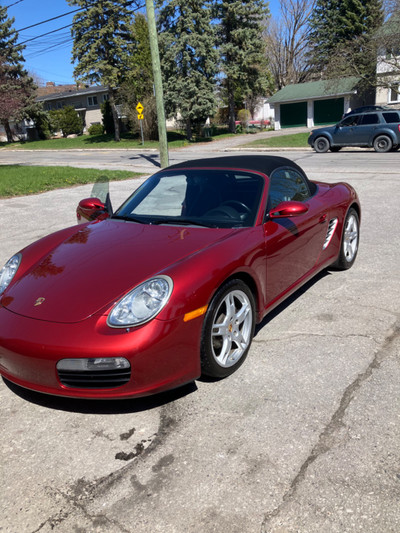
(267, 77), (364, 130)
(36, 83), (110, 132)
(375, 15), (400, 109)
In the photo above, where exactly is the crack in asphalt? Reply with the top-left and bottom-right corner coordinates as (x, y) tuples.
(29, 407), (178, 533)
(252, 332), (378, 344)
(260, 322), (400, 533)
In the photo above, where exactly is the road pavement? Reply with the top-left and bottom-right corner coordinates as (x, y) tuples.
(0, 144), (399, 533)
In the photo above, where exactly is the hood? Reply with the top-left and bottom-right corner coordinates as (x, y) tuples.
(2, 219), (236, 323)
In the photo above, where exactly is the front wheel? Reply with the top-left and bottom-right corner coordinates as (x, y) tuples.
(373, 135), (392, 153)
(314, 137), (330, 153)
(333, 208), (359, 270)
(201, 280), (255, 378)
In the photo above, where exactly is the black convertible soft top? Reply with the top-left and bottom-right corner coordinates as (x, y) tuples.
(166, 155), (306, 178)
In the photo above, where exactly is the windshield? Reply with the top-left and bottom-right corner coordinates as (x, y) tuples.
(113, 169), (265, 228)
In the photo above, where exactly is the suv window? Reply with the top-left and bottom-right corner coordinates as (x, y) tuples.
(360, 113), (379, 125)
(340, 115), (360, 127)
(267, 168), (310, 210)
(383, 112), (400, 123)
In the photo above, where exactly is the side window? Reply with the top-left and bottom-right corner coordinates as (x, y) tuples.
(267, 168), (310, 211)
(383, 112), (400, 123)
(360, 113), (379, 125)
(340, 115), (361, 127)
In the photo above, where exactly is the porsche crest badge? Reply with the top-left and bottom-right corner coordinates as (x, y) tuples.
(34, 297), (46, 306)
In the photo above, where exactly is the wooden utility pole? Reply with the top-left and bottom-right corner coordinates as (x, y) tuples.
(145, 0), (169, 168)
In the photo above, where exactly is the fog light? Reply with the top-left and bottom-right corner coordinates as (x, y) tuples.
(57, 357), (130, 372)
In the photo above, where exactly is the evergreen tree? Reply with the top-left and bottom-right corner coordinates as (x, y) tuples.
(217, 0), (270, 133)
(157, 0), (218, 140)
(68, 0), (135, 141)
(118, 13), (156, 139)
(0, 6), (36, 142)
(49, 106), (83, 137)
(308, 0), (384, 90)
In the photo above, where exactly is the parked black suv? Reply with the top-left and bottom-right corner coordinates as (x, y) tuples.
(308, 109), (400, 153)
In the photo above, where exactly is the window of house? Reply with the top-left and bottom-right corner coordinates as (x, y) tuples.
(103, 94), (109, 102)
(88, 96), (98, 106)
(389, 84), (400, 103)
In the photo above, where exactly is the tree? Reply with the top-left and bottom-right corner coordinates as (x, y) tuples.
(49, 106), (83, 137)
(118, 13), (156, 139)
(0, 6), (36, 142)
(217, 0), (270, 133)
(307, 0), (384, 91)
(265, 0), (316, 90)
(157, 0), (218, 140)
(68, 0), (136, 142)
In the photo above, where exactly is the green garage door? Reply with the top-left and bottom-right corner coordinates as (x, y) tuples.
(280, 102), (307, 128)
(314, 98), (344, 125)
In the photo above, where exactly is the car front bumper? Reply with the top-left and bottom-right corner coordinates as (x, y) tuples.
(0, 305), (201, 399)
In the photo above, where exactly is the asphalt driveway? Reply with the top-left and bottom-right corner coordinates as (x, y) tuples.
(0, 150), (399, 533)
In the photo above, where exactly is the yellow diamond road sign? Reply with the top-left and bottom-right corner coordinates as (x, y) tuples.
(136, 102), (144, 114)
(137, 113), (144, 120)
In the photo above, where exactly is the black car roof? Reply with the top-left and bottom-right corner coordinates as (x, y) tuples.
(166, 155), (306, 178)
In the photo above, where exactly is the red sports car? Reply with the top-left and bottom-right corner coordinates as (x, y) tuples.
(0, 156), (360, 399)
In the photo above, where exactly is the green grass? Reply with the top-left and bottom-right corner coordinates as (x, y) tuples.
(0, 165), (141, 198)
(0, 132), (188, 150)
(0, 127), (248, 151)
(242, 132), (310, 148)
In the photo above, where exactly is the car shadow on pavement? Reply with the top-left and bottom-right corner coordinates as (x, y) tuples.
(2, 378), (197, 414)
(254, 268), (331, 335)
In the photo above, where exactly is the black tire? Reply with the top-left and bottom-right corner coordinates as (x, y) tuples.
(373, 135), (392, 153)
(314, 137), (330, 153)
(201, 279), (256, 378)
(330, 146), (341, 152)
(333, 208), (359, 270)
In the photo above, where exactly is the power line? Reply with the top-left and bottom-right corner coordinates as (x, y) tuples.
(5, 0), (24, 8)
(16, 9), (81, 32)
(19, 24), (72, 45)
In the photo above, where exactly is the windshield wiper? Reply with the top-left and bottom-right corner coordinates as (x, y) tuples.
(150, 217), (216, 228)
(112, 214), (147, 224)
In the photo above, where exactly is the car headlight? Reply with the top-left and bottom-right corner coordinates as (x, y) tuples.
(0, 254), (21, 296)
(107, 275), (173, 328)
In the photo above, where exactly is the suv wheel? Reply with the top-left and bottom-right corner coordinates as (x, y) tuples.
(373, 135), (392, 153)
(314, 137), (330, 153)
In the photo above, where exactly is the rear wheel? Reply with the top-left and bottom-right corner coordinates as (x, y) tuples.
(201, 280), (255, 378)
(314, 137), (330, 153)
(333, 208), (359, 270)
(373, 135), (392, 153)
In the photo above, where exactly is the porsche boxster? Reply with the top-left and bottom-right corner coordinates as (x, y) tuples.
(0, 156), (360, 399)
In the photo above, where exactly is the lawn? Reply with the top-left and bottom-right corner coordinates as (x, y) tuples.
(242, 132), (310, 148)
(0, 165), (141, 198)
(0, 128), (239, 151)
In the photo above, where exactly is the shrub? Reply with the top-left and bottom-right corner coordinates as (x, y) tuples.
(88, 123), (105, 136)
(237, 109), (251, 129)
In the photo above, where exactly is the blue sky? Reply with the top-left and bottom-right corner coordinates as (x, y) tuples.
(4, 0), (280, 86)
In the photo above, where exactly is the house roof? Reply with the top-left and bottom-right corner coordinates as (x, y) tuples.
(268, 77), (361, 104)
(36, 85), (108, 103)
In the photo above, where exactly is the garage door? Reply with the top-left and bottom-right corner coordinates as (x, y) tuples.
(280, 102), (307, 128)
(314, 98), (344, 125)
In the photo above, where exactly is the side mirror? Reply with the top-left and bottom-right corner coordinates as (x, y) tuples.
(76, 197), (109, 224)
(268, 201), (308, 219)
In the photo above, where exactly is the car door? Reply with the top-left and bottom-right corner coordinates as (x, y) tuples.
(264, 168), (328, 306)
(356, 113), (380, 144)
(331, 115), (361, 145)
